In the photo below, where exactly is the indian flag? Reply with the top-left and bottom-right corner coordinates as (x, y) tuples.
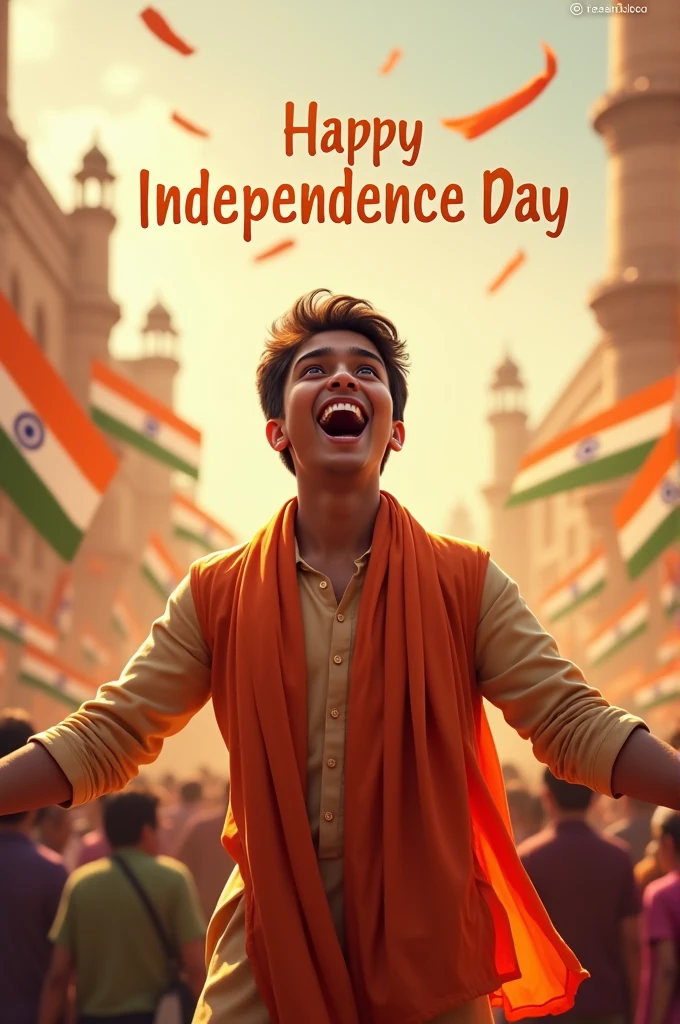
(0, 593), (58, 654)
(661, 549), (680, 618)
(634, 661), (680, 713)
(112, 594), (143, 643)
(48, 570), (74, 638)
(141, 535), (183, 599)
(540, 548), (607, 623)
(657, 629), (680, 666)
(0, 294), (120, 561)
(585, 591), (649, 667)
(172, 493), (236, 552)
(614, 426), (680, 580)
(81, 630), (111, 667)
(91, 360), (201, 479)
(18, 646), (94, 710)
(507, 376), (674, 507)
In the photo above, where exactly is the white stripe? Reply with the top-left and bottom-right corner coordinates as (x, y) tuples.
(19, 651), (92, 705)
(658, 637), (680, 665)
(92, 381), (200, 469)
(172, 503), (231, 548)
(1, 364), (102, 530)
(513, 404), (670, 495)
(662, 581), (680, 612)
(586, 599), (649, 663)
(543, 555), (606, 619)
(636, 668), (680, 709)
(0, 603), (56, 653)
(619, 463), (680, 561)
(143, 545), (177, 590)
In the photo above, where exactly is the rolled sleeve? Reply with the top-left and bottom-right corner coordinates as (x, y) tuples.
(476, 560), (648, 798)
(30, 575), (212, 807)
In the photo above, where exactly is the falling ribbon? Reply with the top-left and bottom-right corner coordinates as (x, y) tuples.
(442, 42), (557, 140)
(487, 250), (527, 294)
(171, 111), (210, 138)
(379, 48), (402, 75)
(253, 239), (297, 263)
(140, 7), (195, 56)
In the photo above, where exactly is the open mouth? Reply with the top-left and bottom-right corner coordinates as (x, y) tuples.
(317, 401), (367, 438)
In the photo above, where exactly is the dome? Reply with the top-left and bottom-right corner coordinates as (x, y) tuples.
(491, 353), (523, 391)
(142, 300), (178, 337)
(75, 141), (115, 184)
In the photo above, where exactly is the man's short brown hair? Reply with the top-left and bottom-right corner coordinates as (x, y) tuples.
(255, 289), (410, 475)
(0, 709), (36, 825)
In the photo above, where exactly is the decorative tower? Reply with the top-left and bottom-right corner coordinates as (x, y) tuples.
(132, 300), (180, 406)
(448, 502), (474, 542)
(0, 0), (28, 289)
(66, 140), (120, 406)
(481, 354), (530, 589)
(589, 0), (680, 402)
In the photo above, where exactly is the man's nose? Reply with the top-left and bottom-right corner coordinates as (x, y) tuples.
(329, 371), (358, 389)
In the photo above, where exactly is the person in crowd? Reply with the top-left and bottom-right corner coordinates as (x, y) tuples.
(636, 808), (680, 1024)
(73, 797), (111, 868)
(606, 797), (658, 866)
(37, 789), (207, 1024)
(635, 731), (680, 894)
(518, 768), (641, 1024)
(161, 778), (204, 855)
(175, 781), (235, 922)
(505, 781), (544, 846)
(0, 709), (68, 1024)
(35, 805), (73, 858)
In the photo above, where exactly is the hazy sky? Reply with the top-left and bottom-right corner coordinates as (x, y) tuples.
(9, 0), (614, 776)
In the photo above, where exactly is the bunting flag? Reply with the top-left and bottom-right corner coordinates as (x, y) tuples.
(0, 293), (120, 560)
(379, 48), (402, 75)
(81, 630), (111, 668)
(0, 646), (5, 679)
(487, 250), (526, 295)
(657, 629), (680, 666)
(91, 360), (201, 478)
(539, 548), (606, 623)
(141, 535), (183, 599)
(0, 593), (58, 654)
(18, 646), (93, 710)
(140, 7), (195, 55)
(48, 570), (74, 638)
(441, 42), (557, 140)
(112, 594), (143, 644)
(634, 661), (680, 714)
(614, 425), (680, 580)
(253, 239), (296, 263)
(585, 592), (649, 667)
(661, 550), (680, 618)
(172, 492), (236, 552)
(171, 112), (210, 138)
(507, 375), (674, 507)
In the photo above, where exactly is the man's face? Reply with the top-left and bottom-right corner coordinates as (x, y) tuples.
(267, 330), (405, 479)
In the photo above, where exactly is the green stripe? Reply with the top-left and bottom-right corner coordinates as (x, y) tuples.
(112, 614), (127, 638)
(549, 578), (606, 623)
(506, 441), (657, 508)
(590, 619), (648, 667)
(92, 408), (199, 479)
(174, 525), (213, 552)
(0, 426), (83, 560)
(665, 596), (680, 618)
(638, 689), (680, 713)
(141, 565), (171, 600)
(0, 625), (24, 645)
(627, 509), (680, 580)
(19, 672), (80, 710)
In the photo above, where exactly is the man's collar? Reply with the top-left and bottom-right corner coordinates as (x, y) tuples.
(295, 538), (371, 571)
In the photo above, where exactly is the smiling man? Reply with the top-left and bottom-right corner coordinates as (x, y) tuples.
(1, 289), (680, 1024)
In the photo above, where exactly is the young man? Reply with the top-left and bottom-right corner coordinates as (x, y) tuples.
(518, 769), (641, 1024)
(1, 289), (680, 1024)
(37, 789), (206, 1024)
(636, 808), (680, 1024)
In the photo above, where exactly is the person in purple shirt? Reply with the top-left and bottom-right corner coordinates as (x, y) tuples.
(0, 709), (68, 1024)
(637, 808), (680, 1024)
(518, 768), (641, 1024)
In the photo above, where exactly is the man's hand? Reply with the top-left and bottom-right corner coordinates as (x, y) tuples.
(611, 728), (680, 809)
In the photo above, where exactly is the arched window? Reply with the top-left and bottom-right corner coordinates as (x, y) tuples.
(9, 271), (22, 314)
(34, 304), (47, 349)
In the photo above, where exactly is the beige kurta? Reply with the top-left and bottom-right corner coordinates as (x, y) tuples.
(31, 549), (647, 1024)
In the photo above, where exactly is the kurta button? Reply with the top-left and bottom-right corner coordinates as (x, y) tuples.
(330, 708), (340, 718)
(324, 811), (334, 822)
(333, 654), (342, 664)
(337, 613), (344, 622)
(327, 758), (336, 768)
(319, 581), (328, 589)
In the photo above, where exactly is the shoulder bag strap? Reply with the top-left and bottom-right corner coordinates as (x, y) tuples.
(111, 854), (180, 981)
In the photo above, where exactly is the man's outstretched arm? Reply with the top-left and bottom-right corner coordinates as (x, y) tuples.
(0, 573), (212, 815)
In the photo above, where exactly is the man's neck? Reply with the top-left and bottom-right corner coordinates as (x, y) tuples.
(295, 477), (381, 565)
(551, 810), (589, 825)
(0, 820), (32, 838)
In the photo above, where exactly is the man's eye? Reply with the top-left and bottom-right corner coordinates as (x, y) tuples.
(302, 366), (323, 375)
(357, 366), (377, 376)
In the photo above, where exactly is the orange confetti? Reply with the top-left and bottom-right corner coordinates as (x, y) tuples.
(253, 239), (297, 263)
(171, 111), (210, 138)
(140, 7), (195, 55)
(379, 48), (402, 75)
(442, 42), (557, 140)
(487, 250), (527, 294)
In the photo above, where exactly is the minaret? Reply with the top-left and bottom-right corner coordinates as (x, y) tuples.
(589, 0), (680, 403)
(481, 354), (529, 588)
(66, 140), (120, 406)
(132, 300), (180, 406)
(0, 0), (28, 289)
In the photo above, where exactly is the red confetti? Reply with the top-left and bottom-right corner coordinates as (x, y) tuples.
(253, 239), (297, 263)
(487, 250), (527, 294)
(140, 7), (195, 56)
(379, 48), (402, 75)
(171, 111), (210, 138)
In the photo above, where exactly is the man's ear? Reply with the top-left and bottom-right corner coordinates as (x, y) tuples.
(266, 419), (289, 452)
(387, 421), (405, 452)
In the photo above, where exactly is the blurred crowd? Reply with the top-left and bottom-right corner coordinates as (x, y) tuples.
(3, 706), (680, 1024)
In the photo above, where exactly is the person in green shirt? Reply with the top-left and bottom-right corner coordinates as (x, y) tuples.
(37, 789), (207, 1024)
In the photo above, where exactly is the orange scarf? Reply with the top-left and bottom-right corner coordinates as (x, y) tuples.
(191, 493), (587, 1024)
